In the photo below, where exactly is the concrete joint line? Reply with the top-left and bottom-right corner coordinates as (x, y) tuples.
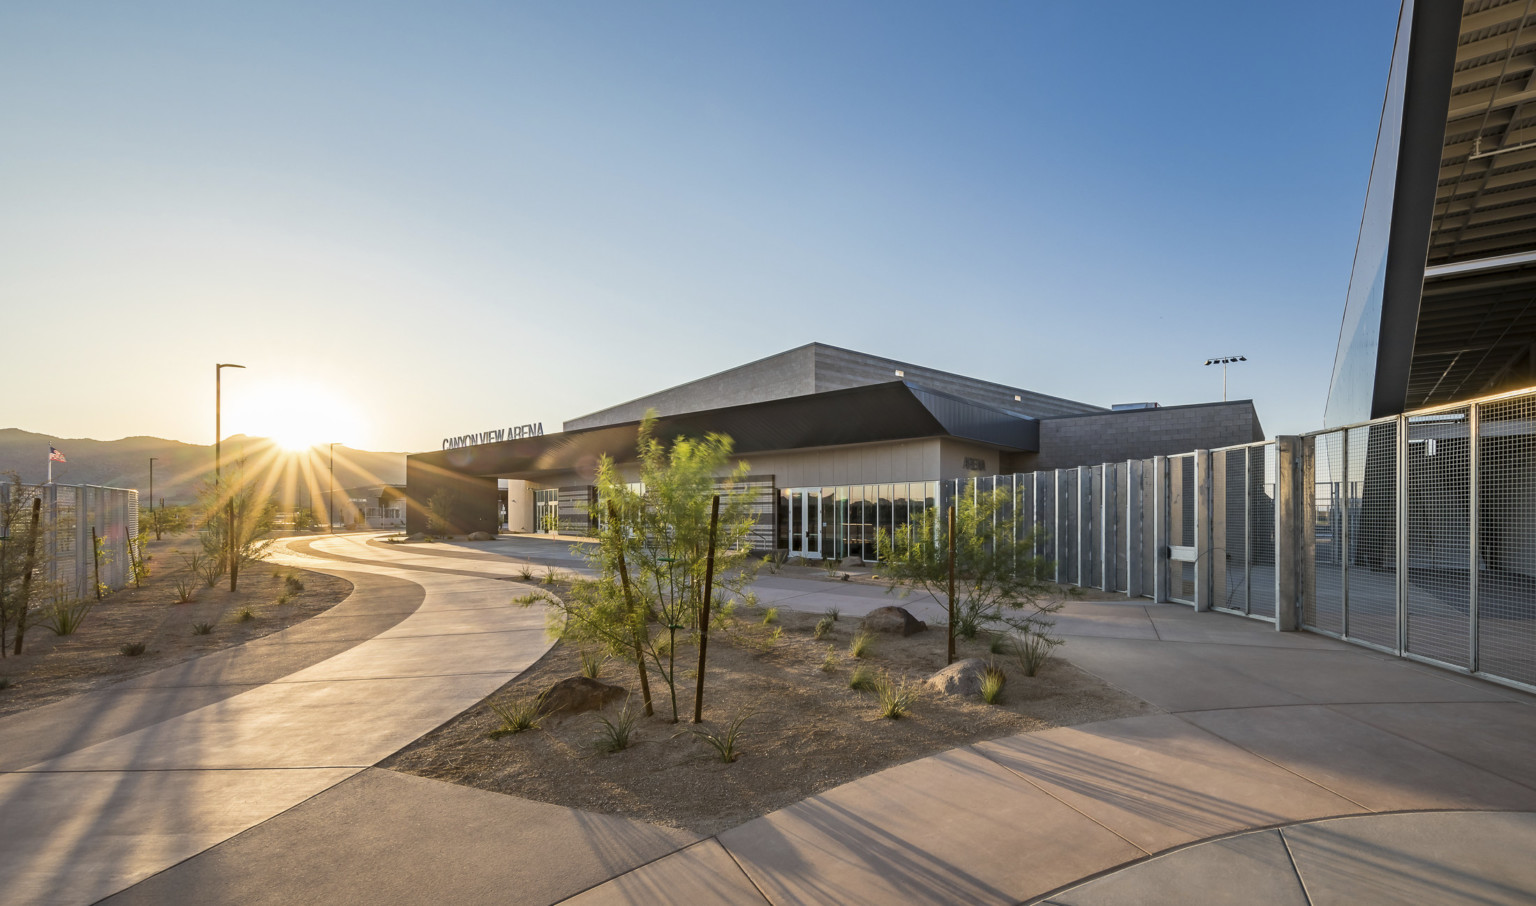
(967, 742), (1153, 857)
(1168, 712), (1372, 813)
(1318, 702), (1536, 796)
(1279, 824), (1318, 906)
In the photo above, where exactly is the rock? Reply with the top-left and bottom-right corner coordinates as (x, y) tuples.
(927, 658), (991, 697)
(404, 532), (429, 542)
(860, 605), (927, 636)
(841, 555), (864, 568)
(467, 531), (496, 541)
(536, 676), (628, 717)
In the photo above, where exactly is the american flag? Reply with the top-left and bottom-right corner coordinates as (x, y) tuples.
(49, 445), (66, 463)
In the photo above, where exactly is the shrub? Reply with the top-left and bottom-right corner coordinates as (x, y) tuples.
(980, 666), (1006, 705)
(821, 646), (839, 673)
(518, 565), (535, 581)
(182, 551), (224, 589)
(0, 676), (11, 690)
(812, 615), (834, 640)
(120, 642), (147, 656)
(284, 574), (305, 594)
(848, 631), (873, 659)
(954, 607), (982, 641)
(689, 711), (752, 763)
(593, 702), (639, 754)
(760, 606), (779, 626)
(191, 622), (213, 635)
(543, 570), (561, 586)
(579, 648), (608, 679)
(234, 607), (256, 623)
(825, 604), (840, 622)
(174, 578), (198, 604)
(848, 663), (879, 692)
(42, 600), (93, 636)
(875, 675), (918, 719)
(989, 632), (1010, 655)
(487, 696), (542, 738)
(276, 592), (292, 606)
(1013, 629), (1062, 677)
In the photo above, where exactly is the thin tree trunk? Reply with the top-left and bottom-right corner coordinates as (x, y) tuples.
(14, 498), (41, 656)
(692, 495), (720, 724)
(947, 504), (956, 666)
(92, 526), (101, 600)
(610, 503), (654, 717)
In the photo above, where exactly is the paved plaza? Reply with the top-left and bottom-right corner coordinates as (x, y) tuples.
(1, 533), (1533, 904)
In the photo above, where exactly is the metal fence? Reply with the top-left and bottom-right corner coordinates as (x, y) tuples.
(1, 483), (140, 603)
(945, 383), (1536, 695)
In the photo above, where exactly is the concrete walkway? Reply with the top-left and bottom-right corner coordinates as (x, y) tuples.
(7, 533), (1536, 904)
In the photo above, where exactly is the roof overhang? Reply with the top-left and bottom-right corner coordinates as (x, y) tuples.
(410, 381), (1039, 480)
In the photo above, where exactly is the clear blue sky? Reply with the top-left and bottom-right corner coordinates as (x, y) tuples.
(1, 1), (1401, 451)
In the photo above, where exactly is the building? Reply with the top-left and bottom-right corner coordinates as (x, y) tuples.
(320, 485), (406, 530)
(406, 343), (1262, 555)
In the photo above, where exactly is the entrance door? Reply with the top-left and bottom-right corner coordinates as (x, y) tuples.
(803, 490), (821, 558)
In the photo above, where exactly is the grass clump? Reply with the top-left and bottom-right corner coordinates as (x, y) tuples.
(988, 632), (1011, 655)
(689, 711), (752, 763)
(875, 675), (918, 719)
(848, 630), (874, 659)
(191, 622), (213, 636)
(578, 649), (608, 679)
(825, 604), (840, 622)
(173, 578), (198, 604)
(517, 565), (535, 581)
(812, 615), (834, 640)
(42, 600), (93, 636)
(276, 592), (293, 605)
(234, 607), (256, 623)
(848, 663), (880, 692)
(1013, 629), (1062, 677)
(820, 646), (839, 673)
(980, 666), (1007, 705)
(0, 676), (11, 691)
(760, 606), (779, 626)
(543, 570), (561, 586)
(593, 702), (639, 754)
(119, 642), (147, 657)
(487, 696), (542, 738)
(284, 574), (305, 594)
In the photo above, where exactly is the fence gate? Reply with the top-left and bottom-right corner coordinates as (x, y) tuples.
(1166, 454), (1197, 605)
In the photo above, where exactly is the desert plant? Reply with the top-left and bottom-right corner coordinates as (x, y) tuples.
(0, 676), (10, 690)
(825, 604), (840, 622)
(875, 675), (918, 719)
(284, 574), (305, 594)
(173, 578), (197, 604)
(848, 630), (873, 659)
(989, 632), (1011, 655)
(276, 592), (292, 605)
(812, 615), (834, 640)
(41, 600), (93, 636)
(821, 646), (839, 673)
(760, 606), (779, 625)
(518, 565), (535, 581)
(197, 461), (278, 592)
(182, 551), (224, 589)
(579, 648), (608, 679)
(119, 642), (147, 656)
(191, 622), (213, 635)
(954, 606), (982, 641)
(487, 696), (542, 738)
(848, 663), (879, 691)
(593, 702), (639, 753)
(980, 665), (1007, 704)
(821, 556), (841, 576)
(1013, 629), (1062, 677)
(543, 569), (561, 586)
(234, 607), (255, 623)
(689, 710), (752, 763)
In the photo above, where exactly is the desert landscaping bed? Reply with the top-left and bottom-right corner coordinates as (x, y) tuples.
(0, 535), (351, 716)
(384, 592), (1155, 835)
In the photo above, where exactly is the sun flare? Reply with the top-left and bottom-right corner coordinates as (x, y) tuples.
(234, 380), (365, 452)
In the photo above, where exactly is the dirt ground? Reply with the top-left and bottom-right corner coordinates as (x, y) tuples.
(384, 595), (1156, 836)
(0, 535), (351, 717)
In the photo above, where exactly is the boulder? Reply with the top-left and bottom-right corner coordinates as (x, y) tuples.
(841, 555), (864, 569)
(536, 676), (628, 717)
(404, 532), (429, 542)
(860, 606), (927, 636)
(467, 531), (496, 541)
(927, 658), (992, 697)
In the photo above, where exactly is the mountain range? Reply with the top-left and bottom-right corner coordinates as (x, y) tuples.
(0, 429), (407, 506)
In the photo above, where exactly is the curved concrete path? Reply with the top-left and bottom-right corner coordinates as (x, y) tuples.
(8, 534), (1536, 904)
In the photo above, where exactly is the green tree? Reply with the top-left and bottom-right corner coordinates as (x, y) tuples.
(198, 462), (277, 592)
(879, 483), (1060, 660)
(527, 414), (761, 722)
(142, 504), (191, 538)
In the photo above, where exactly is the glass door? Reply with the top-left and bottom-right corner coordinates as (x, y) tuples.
(804, 490), (821, 558)
(789, 491), (804, 553)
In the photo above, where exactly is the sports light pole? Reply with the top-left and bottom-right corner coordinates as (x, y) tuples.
(216, 363), (245, 579)
(1203, 355), (1246, 402)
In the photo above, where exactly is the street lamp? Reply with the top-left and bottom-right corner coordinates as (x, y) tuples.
(1203, 355), (1246, 402)
(148, 457), (158, 541)
(216, 363), (245, 579)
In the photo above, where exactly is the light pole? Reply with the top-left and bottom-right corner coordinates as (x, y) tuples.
(148, 457), (158, 541)
(1203, 355), (1246, 402)
(216, 363), (246, 579)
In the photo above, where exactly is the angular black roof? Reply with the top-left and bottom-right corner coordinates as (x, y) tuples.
(414, 381), (1038, 479)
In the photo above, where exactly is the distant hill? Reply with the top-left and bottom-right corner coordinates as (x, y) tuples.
(0, 429), (407, 506)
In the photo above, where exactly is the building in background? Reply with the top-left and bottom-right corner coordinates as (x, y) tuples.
(320, 485), (406, 530)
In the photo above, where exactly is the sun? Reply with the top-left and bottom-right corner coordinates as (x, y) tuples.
(234, 380), (365, 452)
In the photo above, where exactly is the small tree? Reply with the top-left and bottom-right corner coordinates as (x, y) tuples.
(527, 414), (761, 722)
(880, 484), (1060, 661)
(0, 473), (48, 656)
(198, 462), (277, 592)
(142, 504), (191, 538)
(426, 491), (454, 537)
